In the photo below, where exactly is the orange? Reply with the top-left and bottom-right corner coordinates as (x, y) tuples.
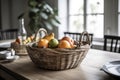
(38, 39), (49, 48)
(58, 40), (71, 48)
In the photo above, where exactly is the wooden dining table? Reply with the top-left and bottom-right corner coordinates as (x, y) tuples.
(0, 40), (120, 80)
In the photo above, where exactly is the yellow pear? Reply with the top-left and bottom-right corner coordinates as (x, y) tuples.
(43, 33), (54, 41)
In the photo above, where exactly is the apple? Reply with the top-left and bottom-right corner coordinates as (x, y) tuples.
(15, 38), (21, 44)
(61, 36), (74, 48)
(58, 40), (71, 48)
(48, 38), (59, 48)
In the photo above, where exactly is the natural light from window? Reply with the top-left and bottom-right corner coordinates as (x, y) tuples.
(69, 0), (104, 38)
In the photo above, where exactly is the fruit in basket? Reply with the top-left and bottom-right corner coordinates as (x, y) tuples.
(23, 37), (31, 44)
(23, 35), (35, 44)
(38, 39), (49, 48)
(61, 36), (74, 48)
(15, 38), (21, 44)
(48, 38), (59, 48)
(43, 33), (54, 41)
(32, 43), (38, 47)
(30, 35), (34, 40)
(58, 40), (71, 48)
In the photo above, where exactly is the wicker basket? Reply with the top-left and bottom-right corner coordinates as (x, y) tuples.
(11, 42), (28, 56)
(26, 28), (90, 70)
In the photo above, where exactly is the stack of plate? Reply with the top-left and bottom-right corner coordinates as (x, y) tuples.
(0, 49), (19, 61)
(102, 60), (120, 79)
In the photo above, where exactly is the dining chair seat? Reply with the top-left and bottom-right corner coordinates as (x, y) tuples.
(103, 35), (120, 53)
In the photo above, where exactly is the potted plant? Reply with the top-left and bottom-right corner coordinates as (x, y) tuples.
(27, 0), (60, 33)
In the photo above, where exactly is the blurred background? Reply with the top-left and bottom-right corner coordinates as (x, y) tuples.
(0, 0), (120, 49)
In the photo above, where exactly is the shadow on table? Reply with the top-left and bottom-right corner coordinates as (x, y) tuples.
(0, 48), (8, 51)
(0, 77), (5, 80)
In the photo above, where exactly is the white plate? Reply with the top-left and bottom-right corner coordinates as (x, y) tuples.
(0, 55), (19, 63)
(101, 60), (120, 78)
(0, 51), (12, 59)
(6, 55), (19, 60)
(0, 41), (11, 48)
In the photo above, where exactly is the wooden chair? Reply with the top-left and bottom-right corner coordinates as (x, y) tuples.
(103, 35), (120, 53)
(0, 29), (18, 40)
(64, 32), (93, 45)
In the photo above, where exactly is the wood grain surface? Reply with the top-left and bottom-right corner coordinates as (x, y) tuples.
(0, 49), (120, 80)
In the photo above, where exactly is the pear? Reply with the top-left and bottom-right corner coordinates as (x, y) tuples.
(43, 33), (54, 41)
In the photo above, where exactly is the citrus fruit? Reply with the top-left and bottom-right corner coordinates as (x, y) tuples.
(58, 40), (71, 48)
(38, 39), (49, 48)
(48, 38), (59, 48)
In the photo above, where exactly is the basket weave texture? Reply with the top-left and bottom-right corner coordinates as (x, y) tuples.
(26, 28), (90, 70)
(11, 43), (27, 56)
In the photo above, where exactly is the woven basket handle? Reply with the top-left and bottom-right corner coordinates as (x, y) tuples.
(34, 28), (48, 42)
(78, 31), (90, 47)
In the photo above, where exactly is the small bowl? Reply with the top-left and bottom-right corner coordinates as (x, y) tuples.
(0, 51), (12, 59)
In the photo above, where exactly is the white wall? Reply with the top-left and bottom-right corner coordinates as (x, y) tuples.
(1, 0), (10, 30)
(104, 0), (118, 35)
(58, 0), (67, 39)
(1, 0), (28, 30)
(118, 0), (120, 36)
(11, 0), (28, 29)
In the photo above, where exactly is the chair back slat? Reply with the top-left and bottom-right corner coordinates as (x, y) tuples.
(110, 39), (113, 52)
(0, 29), (18, 40)
(104, 35), (120, 53)
(114, 40), (118, 52)
(119, 46), (120, 53)
(64, 32), (93, 46)
(103, 37), (107, 50)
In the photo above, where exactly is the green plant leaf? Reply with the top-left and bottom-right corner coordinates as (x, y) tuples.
(54, 16), (61, 24)
(44, 22), (53, 30)
(26, 1), (61, 33)
(40, 12), (48, 20)
(50, 19), (59, 26)
(44, 4), (53, 13)
(30, 8), (39, 13)
(28, 0), (37, 8)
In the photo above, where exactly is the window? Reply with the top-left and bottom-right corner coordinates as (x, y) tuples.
(69, 0), (104, 38)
